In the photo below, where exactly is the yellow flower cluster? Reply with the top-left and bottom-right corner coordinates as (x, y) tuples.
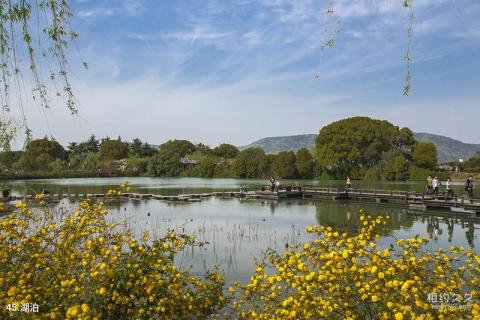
(228, 214), (480, 319)
(106, 181), (131, 197)
(0, 194), (225, 319)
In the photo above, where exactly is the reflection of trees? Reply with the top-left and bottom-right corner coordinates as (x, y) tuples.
(466, 222), (475, 248)
(314, 201), (415, 233)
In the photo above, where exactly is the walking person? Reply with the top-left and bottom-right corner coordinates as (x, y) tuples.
(345, 176), (352, 192)
(446, 177), (454, 198)
(465, 175), (474, 202)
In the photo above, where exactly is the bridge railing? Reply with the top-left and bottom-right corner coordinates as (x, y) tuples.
(301, 185), (480, 203)
(302, 186), (427, 198)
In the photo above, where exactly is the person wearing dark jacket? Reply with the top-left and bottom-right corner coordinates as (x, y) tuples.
(465, 176), (474, 202)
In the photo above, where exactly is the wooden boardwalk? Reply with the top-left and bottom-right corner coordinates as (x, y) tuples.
(4, 186), (480, 218)
(301, 186), (480, 217)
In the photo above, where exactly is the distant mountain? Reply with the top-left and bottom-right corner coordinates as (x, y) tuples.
(240, 132), (480, 163)
(413, 133), (480, 163)
(239, 134), (316, 154)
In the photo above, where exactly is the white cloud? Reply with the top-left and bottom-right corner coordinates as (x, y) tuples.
(78, 8), (114, 18)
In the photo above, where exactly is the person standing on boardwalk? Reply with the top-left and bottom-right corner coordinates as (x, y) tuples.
(446, 177), (454, 198)
(345, 176), (352, 192)
(426, 175), (433, 195)
(269, 177), (276, 192)
(465, 176), (474, 201)
(432, 176), (440, 196)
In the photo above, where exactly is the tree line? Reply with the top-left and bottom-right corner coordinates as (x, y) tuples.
(0, 117), (449, 181)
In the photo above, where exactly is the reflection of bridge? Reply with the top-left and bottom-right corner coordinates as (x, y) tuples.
(254, 186), (480, 218)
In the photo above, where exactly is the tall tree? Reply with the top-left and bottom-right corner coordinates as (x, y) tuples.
(232, 148), (265, 178)
(17, 138), (66, 171)
(296, 148), (314, 179)
(315, 117), (415, 178)
(213, 144), (239, 158)
(160, 140), (196, 157)
(272, 151), (298, 179)
(412, 142), (438, 170)
(98, 139), (129, 160)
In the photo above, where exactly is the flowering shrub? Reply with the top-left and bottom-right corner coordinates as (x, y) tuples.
(228, 213), (480, 319)
(0, 190), (226, 319)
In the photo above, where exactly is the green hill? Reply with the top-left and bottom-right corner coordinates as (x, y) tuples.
(240, 132), (480, 163)
(239, 134), (316, 154)
(413, 132), (480, 163)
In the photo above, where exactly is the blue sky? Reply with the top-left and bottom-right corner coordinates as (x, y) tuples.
(23, 0), (480, 147)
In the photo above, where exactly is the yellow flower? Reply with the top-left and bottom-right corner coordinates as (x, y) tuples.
(81, 304), (90, 313)
(7, 286), (17, 296)
(395, 313), (404, 320)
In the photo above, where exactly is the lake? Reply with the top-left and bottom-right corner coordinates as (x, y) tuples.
(2, 177), (479, 283)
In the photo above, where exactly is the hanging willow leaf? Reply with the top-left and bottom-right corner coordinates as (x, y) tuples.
(0, 0), (80, 150)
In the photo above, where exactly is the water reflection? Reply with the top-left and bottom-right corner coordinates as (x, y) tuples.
(411, 215), (478, 250)
(7, 186), (480, 283)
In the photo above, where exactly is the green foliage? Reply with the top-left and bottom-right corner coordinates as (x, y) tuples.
(213, 144), (239, 158)
(232, 148), (265, 178)
(414, 132), (480, 163)
(98, 139), (129, 160)
(128, 138), (157, 158)
(0, 151), (23, 169)
(296, 148), (314, 179)
(383, 155), (409, 181)
(412, 142), (438, 170)
(257, 154), (275, 178)
(68, 135), (100, 156)
(363, 167), (382, 181)
(272, 151), (298, 179)
(124, 157), (148, 176)
(408, 166), (433, 181)
(187, 158), (217, 178)
(15, 138), (66, 171)
(147, 151), (182, 177)
(83, 153), (101, 173)
(26, 137), (66, 160)
(464, 152), (480, 172)
(160, 140), (196, 157)
(196, 143), (213, 155)
(315, 117), (415, 178)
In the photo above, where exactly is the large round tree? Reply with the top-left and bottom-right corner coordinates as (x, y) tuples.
(315, 117), (415, 178)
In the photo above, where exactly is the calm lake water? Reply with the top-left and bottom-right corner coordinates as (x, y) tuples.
(2, 177), (479, 283)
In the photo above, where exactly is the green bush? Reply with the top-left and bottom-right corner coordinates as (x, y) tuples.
(408, 166), (432, 181)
